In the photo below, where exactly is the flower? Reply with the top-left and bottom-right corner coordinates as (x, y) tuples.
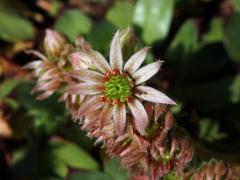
(24, 29), (95, 101)
(66, 31), (176, 135)
(184, 159), (237, 179)
(44, 29), (66, 58)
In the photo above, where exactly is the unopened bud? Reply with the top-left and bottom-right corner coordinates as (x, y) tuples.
(69, 51), (93, 71)
(119, 27), (138, 60)
(44, 29), (66, 58)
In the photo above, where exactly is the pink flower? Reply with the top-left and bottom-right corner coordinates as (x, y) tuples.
(66, 31), (176, 135)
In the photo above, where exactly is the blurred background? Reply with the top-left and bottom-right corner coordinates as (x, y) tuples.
(0, 0), (240, 179)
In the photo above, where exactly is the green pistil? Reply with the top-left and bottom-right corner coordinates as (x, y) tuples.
(104, 74), (133, 102)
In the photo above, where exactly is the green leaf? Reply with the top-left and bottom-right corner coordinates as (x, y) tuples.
(106, 1), (134, 28)
(3, 97), (19, 110)
(166, 20), (198, 67)
(87, 21), (117, 53)
(0, 11), (34, 42)
(49, 139), (99, 170)
(54, 9), (92, 42)
(15, 81), (66, 133)
(232, 0), (240, 12)
(0, 79), (20, 99)
(69, 172), (112, 180)
(223, 12), (240, 63)
(199, 119), (227, 142)
(43, 155), (68, 178)
(180, 43), (229, 83)
(201, 18), (224, 44)
(61, 127), (95, 152)
(177, 75), (240, 111)
(133, 0), (174, 43)
(104, 158), (128, 180)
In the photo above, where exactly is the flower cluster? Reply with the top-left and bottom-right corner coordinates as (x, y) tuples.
(184, 159), (237, 179)
(25, 29), (237, 179)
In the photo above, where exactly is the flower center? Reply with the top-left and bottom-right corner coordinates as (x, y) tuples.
(103, 73), (133, 103)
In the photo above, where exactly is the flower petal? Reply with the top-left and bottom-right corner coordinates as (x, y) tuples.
(76, 96), (100, 118)
(25, 50), (47, 60)
(99, 104), (113, 128)
(124, 47), (149, 74)
(113, 103), (126, 135)
(70, 70), (103, 84)
(36, 90), (54, 100)
(127, 98), (148, 135)
(23, 61), (42, 69)
(132, 61), (163, 85)
(136, 86), (176, 105)
(32, 79), (61, 92)
(83, 101), (104, 116)
(110, 31), (123, 71)
(65, 83), (101, 95)
(70, 51), (93, 70)
(91, 51), (111, 73)
(38, 68), (60, 82)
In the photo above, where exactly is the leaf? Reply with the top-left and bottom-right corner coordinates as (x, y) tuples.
(232, 0), (240, 12)
(54, 9), (92, 42)
(87, 21), (117, 53)
(166, 20), (198, 67)
(15, 81), (66, 133)
(201, 18), (224, 44)
(0, 11), (34, 42)
(15, 81), (65, 113)
(106, 1), (134, 28)
(0, 79), (20, 99)
(61, 127), (95, 152)
(69, 171), (112, 180)
(133, 0), (174, 43)
(43, 155), (68, 178)
(199, 119), (227, 142)
(104, 158), (128, 180)
(49, 139), (99, 170)
(177, 75), (240, 111)
(180, 43), (229, 83)
(223, 12), (240, 63)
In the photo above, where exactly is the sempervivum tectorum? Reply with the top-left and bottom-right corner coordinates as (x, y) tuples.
(24, 29), (94, 102)
(65, 31), (176, 136)
(77, 103), (193, 180)
(183, 159), (238, 180)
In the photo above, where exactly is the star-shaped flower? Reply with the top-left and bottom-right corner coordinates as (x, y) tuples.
(66, 31), (176, 135)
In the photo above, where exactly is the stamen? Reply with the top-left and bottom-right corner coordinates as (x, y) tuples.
(102, 70), (133, 103)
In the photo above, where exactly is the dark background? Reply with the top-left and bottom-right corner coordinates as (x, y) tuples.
(0, 0), (240, 179)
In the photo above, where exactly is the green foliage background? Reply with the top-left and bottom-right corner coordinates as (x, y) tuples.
(0, 0), (240, 179)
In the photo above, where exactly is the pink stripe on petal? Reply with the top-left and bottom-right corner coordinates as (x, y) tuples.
(91, 51), (111, 73)
(36, 90), (54, 100)
(23, 61), (42, 69)
(113, 103), (126, 135)
(124, 47), (149, 74)
(132, 61), (163, 85)
(25, 50), (47, 60)
(70, 52), (92, 70)
(38, 68), (60, 82)
(70, 70), (103, 84)
(76, 96), (100, 118)
(99, 104), (113, 128)
(136, 86), (176, 105)
(127, 98), (148, 135)
(110, 31), (123, 71)
(83, 101), (104, 116)
(65, 83), (101, 95)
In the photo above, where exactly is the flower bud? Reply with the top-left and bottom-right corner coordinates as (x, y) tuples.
(69, 51), (93, 71)
(44, 29), (66, 58)
(119, 27), (138, 60)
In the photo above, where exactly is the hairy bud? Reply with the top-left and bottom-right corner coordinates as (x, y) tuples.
(44, 29), (66, 58)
